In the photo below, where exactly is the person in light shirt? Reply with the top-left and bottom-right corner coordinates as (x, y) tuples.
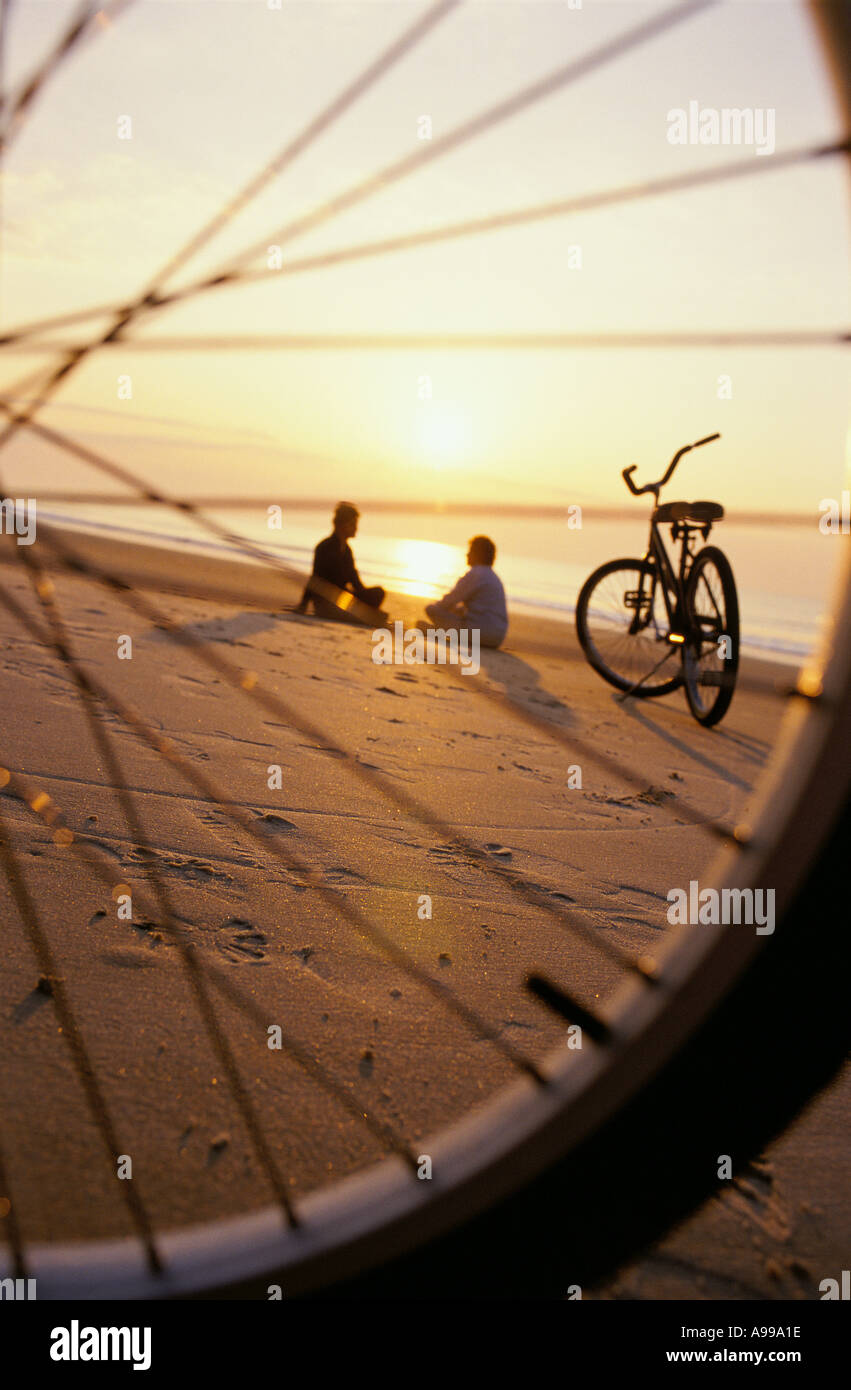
(421, 535), (508, 649)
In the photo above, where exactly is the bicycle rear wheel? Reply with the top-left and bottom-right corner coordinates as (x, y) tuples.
(682, 545), (740, 727)
(575, 557), (681, 697)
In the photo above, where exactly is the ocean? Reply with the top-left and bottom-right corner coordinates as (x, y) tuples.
(39, 502), (844, 666)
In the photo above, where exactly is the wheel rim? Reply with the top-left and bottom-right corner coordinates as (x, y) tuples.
(683, 552), (738, 720)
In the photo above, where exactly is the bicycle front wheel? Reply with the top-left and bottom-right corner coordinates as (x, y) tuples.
(682, 545), (740, 727)
(575, 558), (682, 697)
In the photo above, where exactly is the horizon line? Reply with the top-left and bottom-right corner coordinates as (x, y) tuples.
(20, 493), (821, 527)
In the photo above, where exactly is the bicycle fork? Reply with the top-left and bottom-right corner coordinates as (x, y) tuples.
(618, 568), (683, 700)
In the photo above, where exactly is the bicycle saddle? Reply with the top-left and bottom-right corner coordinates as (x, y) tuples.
(653, 500), (724, 524)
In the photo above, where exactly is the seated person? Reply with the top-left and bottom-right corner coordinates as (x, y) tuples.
(294, 502), (386, 622)
(422, 535), (508, 649)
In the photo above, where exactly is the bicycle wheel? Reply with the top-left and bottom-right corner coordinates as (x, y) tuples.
(575, 558), (682, 698)
(682, 545), (740, 727)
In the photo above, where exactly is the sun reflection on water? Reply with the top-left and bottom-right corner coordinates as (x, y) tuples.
(380, 537), (462, 599)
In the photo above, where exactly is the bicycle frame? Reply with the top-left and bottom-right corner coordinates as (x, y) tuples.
(637, 517), (714, 643)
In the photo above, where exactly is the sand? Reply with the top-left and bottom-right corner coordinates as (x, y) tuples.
(0, 524), (845, 1298)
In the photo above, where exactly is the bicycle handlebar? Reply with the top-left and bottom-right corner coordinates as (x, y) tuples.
(622, 432), (720, 496)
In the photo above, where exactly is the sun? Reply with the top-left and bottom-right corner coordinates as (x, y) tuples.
(413, 401), (473, 470)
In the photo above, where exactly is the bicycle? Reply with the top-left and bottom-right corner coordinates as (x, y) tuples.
(575, 432), (739, 727)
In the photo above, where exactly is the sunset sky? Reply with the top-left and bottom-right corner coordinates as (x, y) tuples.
(1, 0), (849, 515)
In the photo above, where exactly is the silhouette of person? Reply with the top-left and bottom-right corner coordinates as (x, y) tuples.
(422, 535), (508, 648)
(294, 502), (386, 621)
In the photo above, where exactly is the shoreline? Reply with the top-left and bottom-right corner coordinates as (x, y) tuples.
(26, 510), (823, 667)
(2, 521), (804, 694)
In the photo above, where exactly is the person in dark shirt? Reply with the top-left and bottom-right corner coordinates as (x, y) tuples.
(294, 502), (386, 621)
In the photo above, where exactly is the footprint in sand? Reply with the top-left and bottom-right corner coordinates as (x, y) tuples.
(164, 673), (215, 698)
(195, 809), (261, 866)
(99, 947), (160, 969)
(254, 811), (296, 833)
(206, 1134), (230, 1168)
(218, 919), (268, 963)
(84, 838), (125, 864)
(132, 920), (166, 947)
(298, 743), (347, 758)
(323, 866), (366, 886)
(167, 858), (233, 886)
(723, 1158), (791, 1243)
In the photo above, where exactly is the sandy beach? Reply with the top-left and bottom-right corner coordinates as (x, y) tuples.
(0, 526), (846, 1298)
